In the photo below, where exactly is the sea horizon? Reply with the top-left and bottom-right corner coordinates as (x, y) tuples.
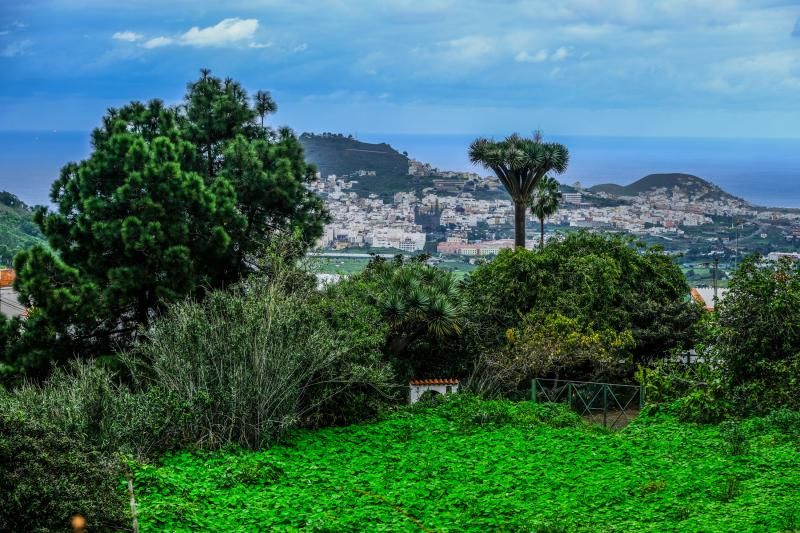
(2, 130), (799, 209)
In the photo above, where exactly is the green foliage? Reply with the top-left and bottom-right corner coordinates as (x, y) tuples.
(6, 71), (327, 378)
(1, 361), (200, 458)
(403, 393), (582, 429)
(469, 133), (569, 246)
(130, 397), (800, 531)
(0, 398), (129, 532)
(713, 255), (800, 412)
(463, 231), (700, 374)
(298, 132), (409, 178)
(637, 360), (732, 423)
(328, 255), (465, 378)
(0, 191), (46, 266)
(488, 313), (634, 390)
(128, 271), (394, 449)
(530, 175), (562, 247)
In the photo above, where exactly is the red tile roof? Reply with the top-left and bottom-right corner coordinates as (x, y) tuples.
(0, 269), (15, 288)
(409, 378), (459, 386)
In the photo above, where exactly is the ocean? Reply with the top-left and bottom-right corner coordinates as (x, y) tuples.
(2, 131), (800, 208)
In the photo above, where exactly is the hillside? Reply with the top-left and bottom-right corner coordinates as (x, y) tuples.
(589, 173), (743, 202)
(299, 133), (410, 177)
(0, 191), (46, 266)
(299, 132), (477, 199)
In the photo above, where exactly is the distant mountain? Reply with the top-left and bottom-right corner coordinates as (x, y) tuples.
(588, 173), (743, 203)
(0, 191), (46, 266)
(299, 133), (410, 177)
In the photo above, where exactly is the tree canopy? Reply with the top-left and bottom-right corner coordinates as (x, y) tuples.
(530, 175), (562, 248)
(712, 255), (800, 411)
(4, 71), (327, 378)
(462, 231), (700, 373)
(469, 133), (568, 247)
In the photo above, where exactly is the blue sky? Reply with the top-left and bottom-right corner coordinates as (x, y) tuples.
(2, 0), (800, 138)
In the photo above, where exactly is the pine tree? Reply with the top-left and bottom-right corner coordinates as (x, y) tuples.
(5, 71), (327, 378)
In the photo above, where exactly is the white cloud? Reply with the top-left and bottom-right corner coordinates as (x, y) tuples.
(515, 49), (549, 63)
(112, 31), (143, 42)
(136, 18), (261, 50)
(551, 46), (570, 61)
(515, 47), (570, 63)
(142, 36), (173, 49)
(706, 51), (800, 93)
(426, 35), (495, 65)
(1, 40), (32, 57)
(180, 18), (258, 47)
(293, 43), (308, 52)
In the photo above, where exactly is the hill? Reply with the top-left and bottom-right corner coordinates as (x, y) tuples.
(0, 191), (46, 266)
(299, 132), (479, 199)
(589, 173), (742, 202)
(299, 133), (410, 177)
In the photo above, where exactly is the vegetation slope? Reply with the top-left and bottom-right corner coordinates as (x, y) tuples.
(132, 396), (800, 532)
(0, 191), (45, 266)
(589, 173), (741, 203)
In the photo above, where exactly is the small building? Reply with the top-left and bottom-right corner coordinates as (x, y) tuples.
(690, 287), (729, 312)
(409, 378), (460, 404)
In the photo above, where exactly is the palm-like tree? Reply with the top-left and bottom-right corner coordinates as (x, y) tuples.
(254, 90), (277, 127)
(367, 257), (462, 358)
(530, 175), (562, 248)
(469, 133), (569, 248)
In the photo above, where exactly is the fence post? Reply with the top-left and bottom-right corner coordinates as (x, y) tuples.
(531, 379), (537, 403)
(640, 368), (646, 410)
(603, 384), (608, 428)
(567, 383), (573, 409)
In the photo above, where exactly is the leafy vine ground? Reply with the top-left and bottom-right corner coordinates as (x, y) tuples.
(131, 397), (800, 532)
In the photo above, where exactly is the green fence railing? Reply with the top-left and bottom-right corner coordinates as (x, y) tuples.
(531, 378), (643, 429)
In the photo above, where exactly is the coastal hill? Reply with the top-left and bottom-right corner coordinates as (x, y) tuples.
(299, 133), (409, 177)
(0, 191), (46, 266)
(298, 132), (488, 199)
(588, 173), (744, 203)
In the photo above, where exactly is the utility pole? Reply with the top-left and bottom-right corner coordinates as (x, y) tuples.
(712, 256), (719, 305)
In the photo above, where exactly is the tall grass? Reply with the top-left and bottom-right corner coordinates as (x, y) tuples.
(127, 275), (392, 449)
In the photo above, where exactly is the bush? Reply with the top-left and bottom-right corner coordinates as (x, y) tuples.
(637, 361), (731, 423)
(484, 313), (634, 392)
(462, 232), (700, 370)
(127, 274), (394, 449)
(0, 405), (129, 532)
(3, 360), (199, 459)
(325, 255), (466, 379)
(714, 255), (800, 413)
(402, 393), (582, 430)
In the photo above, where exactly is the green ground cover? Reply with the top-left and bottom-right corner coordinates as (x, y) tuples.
(131, 398), (800, 532)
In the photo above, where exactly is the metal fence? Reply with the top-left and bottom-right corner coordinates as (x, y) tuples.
(531, 378), (643, 429)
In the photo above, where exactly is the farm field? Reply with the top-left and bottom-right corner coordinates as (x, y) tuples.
(131, 397), (800, 532)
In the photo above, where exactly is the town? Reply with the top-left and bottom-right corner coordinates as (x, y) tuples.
(309, 161), (800, 267)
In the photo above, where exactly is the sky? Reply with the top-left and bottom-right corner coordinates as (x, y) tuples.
(1, 0), (800, 138)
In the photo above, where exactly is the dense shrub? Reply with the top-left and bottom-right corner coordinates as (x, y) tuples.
(2, 361), (203, 458)
(462, 232), (700, 372)
(713, 255), (800, 412)
(322, 255), (466, 379)
(0, 401), (129, 532)
(487, 313), (634, 391)
(402, 392), (583, 430)
(127, 274), (395, 449)
(637, 360), (732, 423)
